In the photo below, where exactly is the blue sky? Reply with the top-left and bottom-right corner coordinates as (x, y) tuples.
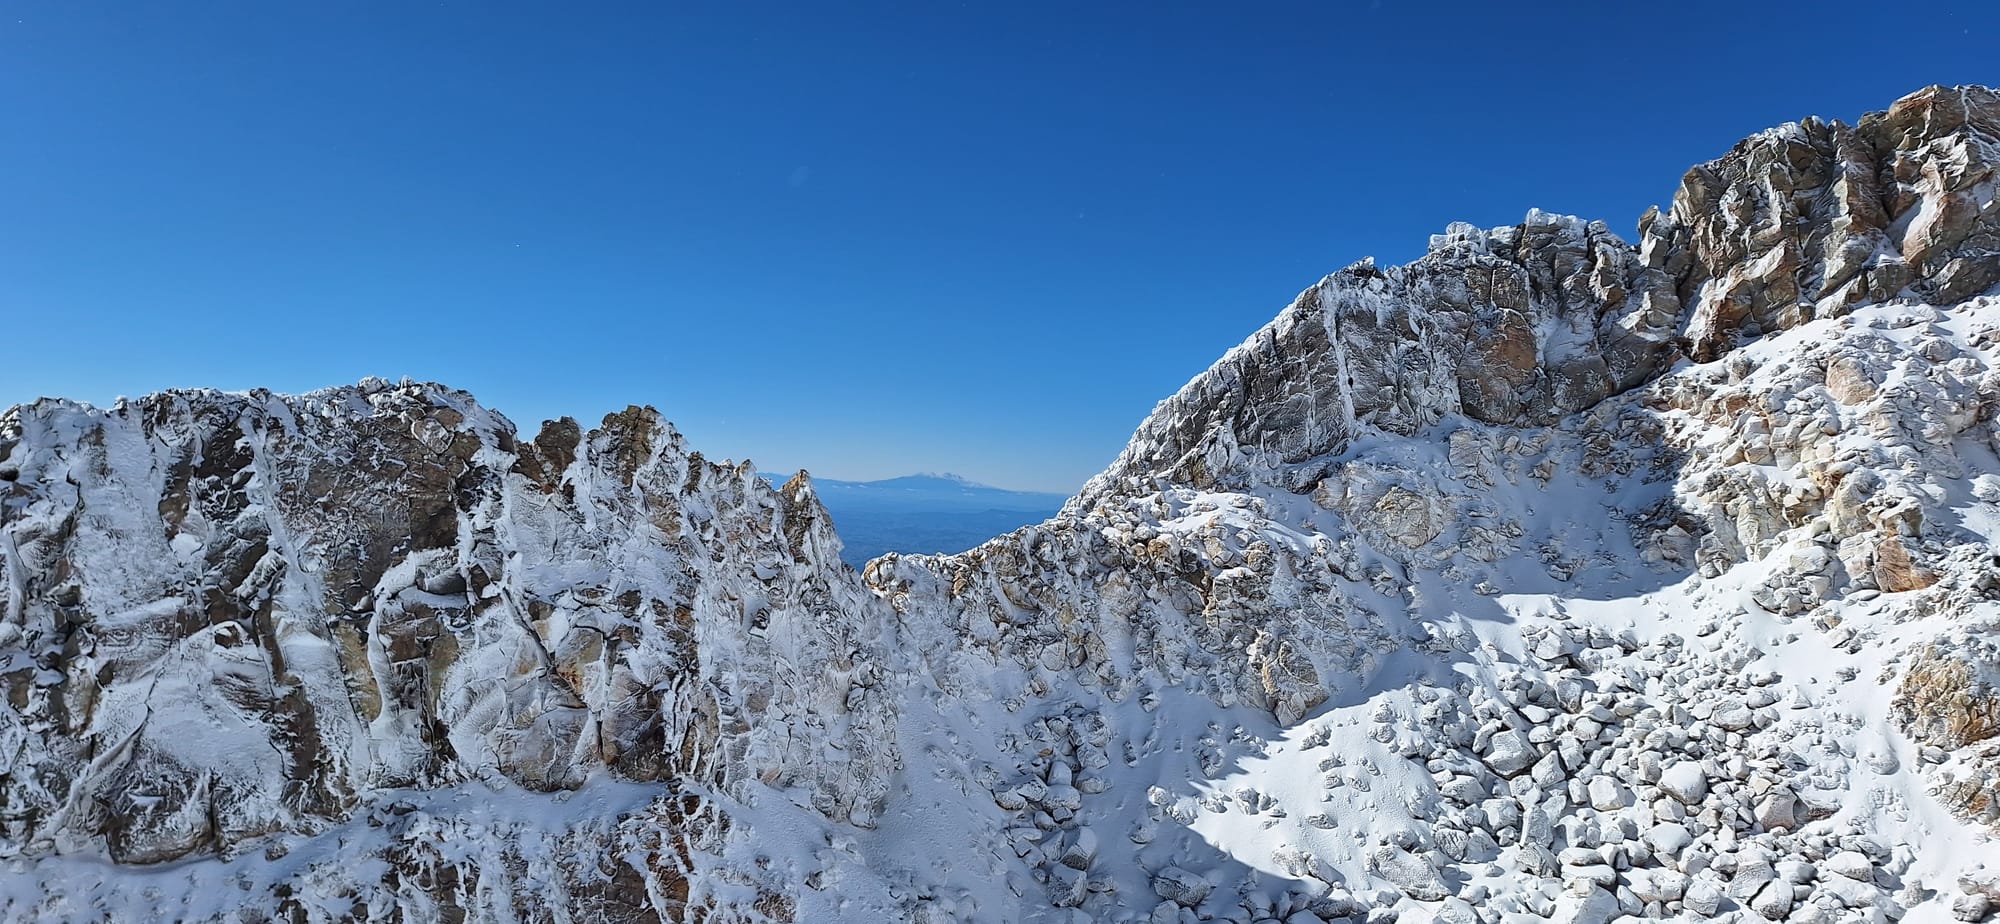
(3, 2), (1994, 492)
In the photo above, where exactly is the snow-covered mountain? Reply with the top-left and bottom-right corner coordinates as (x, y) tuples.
(5, 85), (2000, 923)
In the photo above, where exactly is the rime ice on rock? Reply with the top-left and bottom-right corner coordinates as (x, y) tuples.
(6, 84), (2000, 922)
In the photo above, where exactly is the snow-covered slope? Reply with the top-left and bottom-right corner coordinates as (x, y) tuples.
(5, 85), (2000, 923)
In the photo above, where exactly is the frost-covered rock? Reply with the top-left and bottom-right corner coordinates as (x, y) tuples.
(8, 84), (2000, 923)
(1749, 878), (1796, 919)
(1646, 822), (1693, 858)
(1755, 788), (1800, 832)
(0, 385), (900, 918)
(1660, 762), (1709, 805)
(1483, 729), (1540, 777)
(1153, 866), (1212, 907)
(1551, 882), (1621, 924)
(1367, 845), (1449, 901)
(1818, 872), (1879, 909)
(1826, 851), (1874, 881)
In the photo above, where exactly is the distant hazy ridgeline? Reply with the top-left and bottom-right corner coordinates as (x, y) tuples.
(760, 472), (1067, 567)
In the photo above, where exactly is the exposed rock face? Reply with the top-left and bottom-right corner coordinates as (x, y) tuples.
(1650, 84), (2000, 360)
(5, 85), (2000, 923)
(891, 83), (2000, 759)
(0, 383), (897, 917)
(1077, 209), (1683, 501)
(873, 83), (2000, 922)
(1086, 84), (2000, 501)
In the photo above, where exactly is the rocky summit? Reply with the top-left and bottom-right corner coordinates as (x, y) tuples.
(4, 85), (2000, 923)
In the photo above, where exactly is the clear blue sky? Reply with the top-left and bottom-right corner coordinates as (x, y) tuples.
(3, 2), (1994, 492)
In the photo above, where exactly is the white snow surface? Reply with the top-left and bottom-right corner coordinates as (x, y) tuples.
(6, 84), (2000, 923)
(6, 298), (2000, 924)
(45, 296), (1989, 923)
(7, 295), (2000, 924)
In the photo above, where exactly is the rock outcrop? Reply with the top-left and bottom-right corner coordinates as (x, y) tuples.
(0, 383), (898, 918)
(4, 85), (2000, 923)
(1651, 84), (2000, 360)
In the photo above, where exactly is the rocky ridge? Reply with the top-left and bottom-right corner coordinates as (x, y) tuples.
(3, 85), (2000, 922)
(0, 385), (901, 919)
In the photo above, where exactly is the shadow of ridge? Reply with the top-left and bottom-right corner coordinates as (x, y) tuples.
(1047, 405), (1707, 919)
(1267, 401), (1703, 721)
(1013, 687), (1351, 923)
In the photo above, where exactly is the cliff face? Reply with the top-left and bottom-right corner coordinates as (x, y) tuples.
(4, 86), (2000, 923)
(1079, 85), (2000, 505)
(1657, 84), (2000, 359)
(0, 384), (900, 917)
(875, 83), (2000, 923)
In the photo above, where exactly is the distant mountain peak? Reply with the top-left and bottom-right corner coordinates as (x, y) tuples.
(907, 471), (979, 486)
(877, 472), (995, 490)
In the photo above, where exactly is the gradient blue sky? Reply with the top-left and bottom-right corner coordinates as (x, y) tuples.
(3, 2), (1994, 492)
